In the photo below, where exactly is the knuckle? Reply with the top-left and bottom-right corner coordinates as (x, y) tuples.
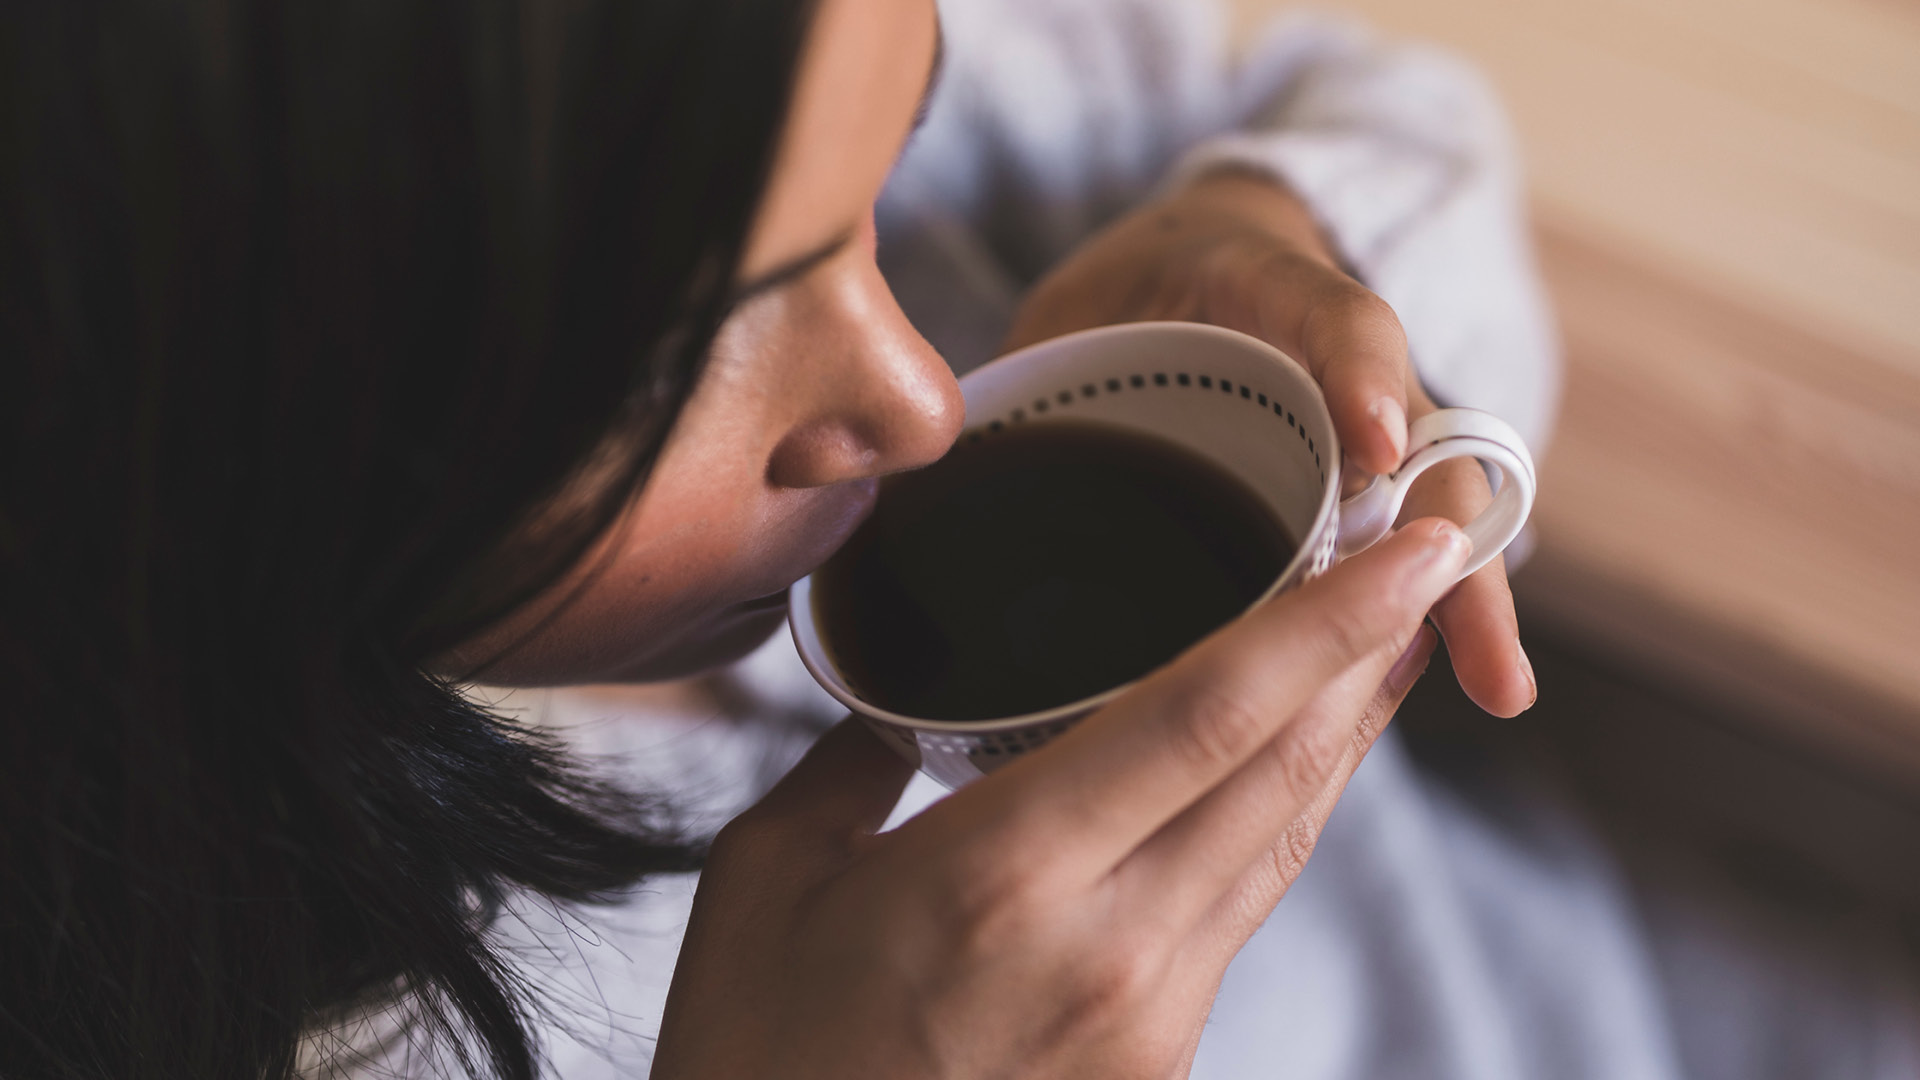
(702, 813), (792, 887)
(708, 811), (765, 861)
(1248, 245), (1320, 285)
(1266, 816), (1324, 886)
(933, 860), (1053, 961)
(1272, 721), (1346, 806)
(1099, 949), (1161, 1009)
(708, 802), (826, 868)
(1353, 698), (1392, 750)
(1164, 683), (1272, 774)
(1317, 598), (1394, 667)
(1301, 283), (1407, 355)
(1329, 285), (1403, 335)
(1353, 679), (1405, 747)
(1069, 938), (1163, 1018)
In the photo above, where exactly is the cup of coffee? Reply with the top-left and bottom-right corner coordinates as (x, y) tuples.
(788, 321), (1535, 788)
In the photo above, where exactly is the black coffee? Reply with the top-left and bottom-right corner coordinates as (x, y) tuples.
(812, 419), (1293, 721)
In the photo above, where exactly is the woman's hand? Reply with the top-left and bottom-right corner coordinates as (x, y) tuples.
(1003, 170), (1534, 716)
(652, 521), (1467, 1078)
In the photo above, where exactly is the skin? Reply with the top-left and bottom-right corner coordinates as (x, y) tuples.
(1004, 169), (1536, 715)
(449, 0), (1535, 1071)
(448, 12), (1533, 715)
(440, 0), (960, 685)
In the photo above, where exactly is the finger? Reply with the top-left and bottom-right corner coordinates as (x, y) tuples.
(1395, 454), (1533, 716)
(1291, 284), (1410, 476)
(1432, 557), (1535, 716)
(1227, 248), (1411, 476)
(1119, 624), (1438, 933)
(953, 519), (1468, 878)
(739, 717), (916, 845)
(1178, 628), (1437, 975)
(1196, 175), (1409, 475)
(1134, 627), (1436, 1069)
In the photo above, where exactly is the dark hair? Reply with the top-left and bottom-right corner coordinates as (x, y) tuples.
(0, 1), (814, 1076)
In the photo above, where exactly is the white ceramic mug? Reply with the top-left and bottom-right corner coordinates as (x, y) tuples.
(789, 321), (1535, 789)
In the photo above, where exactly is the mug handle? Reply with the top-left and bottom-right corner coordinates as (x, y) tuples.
(1335, 407), (1536, 582)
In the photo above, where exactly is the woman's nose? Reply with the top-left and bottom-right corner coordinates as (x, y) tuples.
(765, 259), (965, 490)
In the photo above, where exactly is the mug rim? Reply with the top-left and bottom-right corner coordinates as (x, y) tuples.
(787, 320), (1345, 735)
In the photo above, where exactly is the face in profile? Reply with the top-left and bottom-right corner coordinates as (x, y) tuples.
(437, 0), (959, 687)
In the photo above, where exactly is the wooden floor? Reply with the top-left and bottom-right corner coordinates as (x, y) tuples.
(1232, 0), (1920, 781)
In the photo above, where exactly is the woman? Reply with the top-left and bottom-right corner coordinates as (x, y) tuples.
(1, 0), (1529, 1076)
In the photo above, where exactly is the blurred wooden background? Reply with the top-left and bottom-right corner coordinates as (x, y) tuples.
(1232, 0), (1920, 780)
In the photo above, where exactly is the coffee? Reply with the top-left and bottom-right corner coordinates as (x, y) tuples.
(812, 419), (1293, 721)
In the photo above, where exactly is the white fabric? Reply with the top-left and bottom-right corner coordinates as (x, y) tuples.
(877, 0), (1558, 450)
(308, 2), (1919, 1076)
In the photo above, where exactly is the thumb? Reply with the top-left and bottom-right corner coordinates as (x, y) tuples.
(748, 717), (917, 844)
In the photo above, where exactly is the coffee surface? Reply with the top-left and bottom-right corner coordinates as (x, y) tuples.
(813, 420), (1293, 721)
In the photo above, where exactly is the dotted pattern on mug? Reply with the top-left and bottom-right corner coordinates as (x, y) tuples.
(965, 371), (1326, 485)
(929, 721), (1076, 763)
(1306, 515), (1338, 579)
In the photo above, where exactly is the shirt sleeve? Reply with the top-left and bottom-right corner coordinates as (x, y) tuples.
(879, 0), (1237, 371)
(880, 1), (1559, 452)
(1165, 12), (1561, 451)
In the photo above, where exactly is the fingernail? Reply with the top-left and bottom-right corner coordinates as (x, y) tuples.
(1370, 396), (1407, 463)
(1518, 642), (1538, 712)
(1386, 625), (1437, 696)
